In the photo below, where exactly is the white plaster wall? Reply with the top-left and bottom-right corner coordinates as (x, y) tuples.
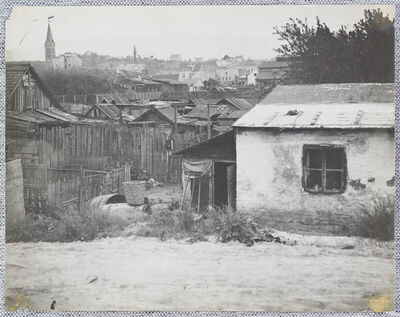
(236, 129), (395, 215)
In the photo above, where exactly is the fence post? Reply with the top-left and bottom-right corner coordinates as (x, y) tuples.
(125, 162), (131, 182)
(78, 165), (84, 211)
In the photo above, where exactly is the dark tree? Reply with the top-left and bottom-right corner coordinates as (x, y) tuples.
(274, 9), (394, 84)
(37, 68), (116, 95)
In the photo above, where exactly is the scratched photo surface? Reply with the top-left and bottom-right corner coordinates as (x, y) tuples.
(4, 4), (395, 311)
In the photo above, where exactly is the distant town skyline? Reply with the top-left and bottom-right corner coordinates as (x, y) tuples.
(6, 5), (395, 62)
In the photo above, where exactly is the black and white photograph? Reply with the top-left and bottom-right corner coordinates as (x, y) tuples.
(4, 4), (396, 312)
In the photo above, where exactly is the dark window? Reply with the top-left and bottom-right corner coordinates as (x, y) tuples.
(303, 145), (346, 193)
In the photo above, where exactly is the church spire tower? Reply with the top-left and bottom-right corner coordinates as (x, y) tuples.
(45, 23), (55, 62)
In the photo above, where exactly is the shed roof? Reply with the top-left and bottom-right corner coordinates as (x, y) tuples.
(173, 130), (234, 156)
(86, 104), (120, 120)
(259, 83), (394, 105)
(234, 84), (394, 129)
(185, 104), (221, 119)
(133, 105), (208, 127)
(188, 98), (220, 107)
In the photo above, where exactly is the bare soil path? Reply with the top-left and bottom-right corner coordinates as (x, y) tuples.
(6, 235), (393, 311)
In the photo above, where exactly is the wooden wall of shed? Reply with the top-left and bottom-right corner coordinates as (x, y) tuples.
(36, 123), (203, 183)
(7, 75), (51, 112)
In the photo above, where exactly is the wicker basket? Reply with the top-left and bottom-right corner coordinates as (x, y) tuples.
(123, 181), (146, 206)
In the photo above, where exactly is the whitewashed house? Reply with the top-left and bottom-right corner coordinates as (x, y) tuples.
(233, 83), (394, 232)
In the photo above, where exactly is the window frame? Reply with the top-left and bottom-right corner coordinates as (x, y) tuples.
(302, 144), (347, 194)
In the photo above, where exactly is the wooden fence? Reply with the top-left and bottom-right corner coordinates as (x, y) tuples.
(22, 164), (129, 209)
(37, 123), (200, 184)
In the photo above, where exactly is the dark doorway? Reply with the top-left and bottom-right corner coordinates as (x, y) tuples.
(214, 162), (236, 210)
(190, 176), (209, 212)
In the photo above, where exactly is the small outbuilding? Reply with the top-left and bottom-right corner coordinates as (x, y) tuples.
(173, 130), (236, 211)
(233, 83), (395, 232)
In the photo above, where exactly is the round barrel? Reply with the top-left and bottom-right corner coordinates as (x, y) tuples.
(89, 194), (127, 211)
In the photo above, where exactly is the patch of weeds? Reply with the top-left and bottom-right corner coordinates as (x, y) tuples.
(354, 194), (394, 241)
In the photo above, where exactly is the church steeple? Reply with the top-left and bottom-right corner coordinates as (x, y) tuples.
(45, 23), (55, 62)
(133, 46), (137, 63)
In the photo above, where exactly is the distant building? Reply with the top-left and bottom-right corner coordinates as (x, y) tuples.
(44, 23), (82, 69)
(53, 52), (83, 70)
(170, 54), (182, 62)
(44, 23), (56, 62)
(256, 57), (290, 88)
(215, 68), (239, 86)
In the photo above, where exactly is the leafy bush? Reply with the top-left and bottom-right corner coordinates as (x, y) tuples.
(355, 194), (394, 241)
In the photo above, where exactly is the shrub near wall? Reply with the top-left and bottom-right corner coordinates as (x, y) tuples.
(355, 194), (394, 241)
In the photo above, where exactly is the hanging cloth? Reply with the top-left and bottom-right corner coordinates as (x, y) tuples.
(182, 158), (212, 175)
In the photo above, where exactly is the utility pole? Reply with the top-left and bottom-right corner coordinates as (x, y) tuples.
(174, 103), (178, 138)
(207, 104), (211, 139)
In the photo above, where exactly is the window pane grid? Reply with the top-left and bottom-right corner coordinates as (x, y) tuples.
(303, 146), (346, 194)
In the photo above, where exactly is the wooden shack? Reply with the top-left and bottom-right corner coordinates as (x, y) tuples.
(173, 130), (236, 211)
(6, 62), (59, 112)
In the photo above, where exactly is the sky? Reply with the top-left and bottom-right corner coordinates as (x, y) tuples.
(5, 5), (395, 61)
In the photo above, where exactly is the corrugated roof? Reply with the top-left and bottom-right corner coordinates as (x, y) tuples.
(233, 103), (394, 129)
(234, 83), (394, 129)
(218, 98), (254, 110)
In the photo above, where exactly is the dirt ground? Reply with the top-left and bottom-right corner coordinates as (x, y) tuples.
(6, 233), (394, 312)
